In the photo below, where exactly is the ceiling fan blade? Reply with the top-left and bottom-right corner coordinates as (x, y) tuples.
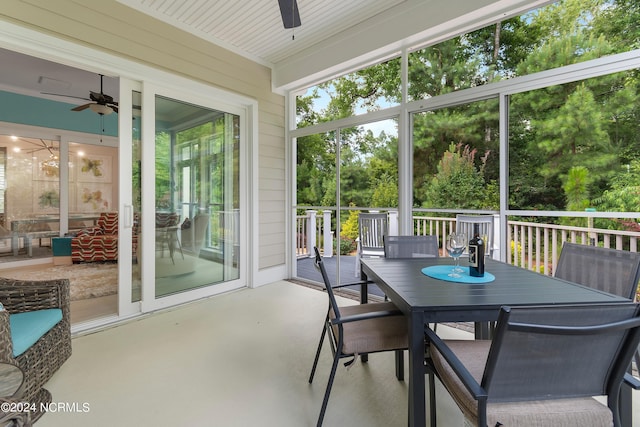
(110, 105), (119, 114)
(41, 92), (90, 101)
(71, 103), (92, 112)
(278, 0), (301, 29)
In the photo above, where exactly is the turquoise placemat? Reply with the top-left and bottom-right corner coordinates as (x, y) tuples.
(421, 265), (495, 284)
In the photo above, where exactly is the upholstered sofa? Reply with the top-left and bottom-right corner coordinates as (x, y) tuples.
(0, 277), (72, 422)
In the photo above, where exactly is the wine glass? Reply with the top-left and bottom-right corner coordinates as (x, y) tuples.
(446, 233), (467, 277)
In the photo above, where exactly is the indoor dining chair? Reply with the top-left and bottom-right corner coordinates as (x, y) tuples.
(426, 303), (640, 427)
(308, 247), (407, 427)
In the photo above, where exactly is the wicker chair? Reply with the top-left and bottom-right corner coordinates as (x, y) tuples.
(0, 278), (72, 422)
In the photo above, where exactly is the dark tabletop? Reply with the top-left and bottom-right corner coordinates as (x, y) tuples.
(361, 257), (631, 322)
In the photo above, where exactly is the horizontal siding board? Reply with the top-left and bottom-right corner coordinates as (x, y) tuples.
(260, 199), (285, 212)
(259, 190), (285, 202)
(259, 178), (285, 192)
(260, 251), (286, 269)
(260, 167), (285, 180)
(259, 156), (285, 170)
(261, 230), (286, 245)
(260, 211), (286, 223)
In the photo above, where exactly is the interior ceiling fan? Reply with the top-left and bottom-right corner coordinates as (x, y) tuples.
(20, 138), (59, 155)
(278, 0), (301, 29)
(42, 74), (118, 115)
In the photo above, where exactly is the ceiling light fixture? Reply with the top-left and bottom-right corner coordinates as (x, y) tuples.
(89, 103), (113, 115)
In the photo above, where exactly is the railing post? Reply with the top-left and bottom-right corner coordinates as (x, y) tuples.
(322, 210), (333, 257)
(492, 213), (500, 260)
(388, 210), (398, 236)
(306, 210), (316, 257)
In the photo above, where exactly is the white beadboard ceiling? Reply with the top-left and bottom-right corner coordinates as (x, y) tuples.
(0, 0), (549, 103)
(116, 0), (407, 66)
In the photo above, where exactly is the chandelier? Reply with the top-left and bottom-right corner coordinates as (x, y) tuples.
(40, 155), (59, 177)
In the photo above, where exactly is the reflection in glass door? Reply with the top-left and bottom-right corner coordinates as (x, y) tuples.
(0, 136), (60, 260)
(154, 95), (239, 297)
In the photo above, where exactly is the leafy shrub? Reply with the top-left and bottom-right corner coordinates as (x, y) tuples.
(339, 237), (357, 255)
(341, 208), (360, 240)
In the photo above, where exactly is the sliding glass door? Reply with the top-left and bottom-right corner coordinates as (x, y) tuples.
(150, 95), (240, 299)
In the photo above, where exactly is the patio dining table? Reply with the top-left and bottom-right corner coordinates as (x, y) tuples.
(360, 257), (634, 427)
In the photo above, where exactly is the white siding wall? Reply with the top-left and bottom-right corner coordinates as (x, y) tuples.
(0, 0), (287, 270)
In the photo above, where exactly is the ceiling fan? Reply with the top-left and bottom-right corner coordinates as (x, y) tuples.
(42, 74), (118, 115)
(20, 138), (59, 155)
(278, 0), (301, 29)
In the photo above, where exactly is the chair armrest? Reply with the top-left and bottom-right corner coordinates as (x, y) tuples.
(0, 309), (14, 362)
(0, 278), (70, 319)
(330, 279), (375, 290)
(624, 373), (640, 390)
(332, 309), (402, 325)
(425, 326), (488, 400)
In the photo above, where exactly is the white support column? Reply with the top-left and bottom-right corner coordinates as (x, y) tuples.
(307, 210), (317, 257)
(323, 210), (333, 257)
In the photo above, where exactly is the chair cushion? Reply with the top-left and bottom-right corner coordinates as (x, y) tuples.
(431, 340), (613, 427)
(9, 309), (63, 357)
(331, 302), (407, 355)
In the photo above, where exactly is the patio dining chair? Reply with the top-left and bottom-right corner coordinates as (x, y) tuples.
(308, 247), (407, 427)
(554, 242), (640, 371)
(383, 235), (439, 259)
(554, 242), (640, 300)
(455, 214), (494, 257)
(425, 303), (640, 427)
(354, 212), (388, 277)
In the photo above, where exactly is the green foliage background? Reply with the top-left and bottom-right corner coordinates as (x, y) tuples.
(296, 0), (640, 235)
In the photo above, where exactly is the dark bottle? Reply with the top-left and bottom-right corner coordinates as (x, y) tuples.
(468, 224), (485, 277)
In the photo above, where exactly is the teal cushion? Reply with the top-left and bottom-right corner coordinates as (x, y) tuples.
(10, 309), (63, 357)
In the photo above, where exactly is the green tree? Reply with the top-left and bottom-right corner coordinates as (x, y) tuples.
(535, 84), (615, 184)
(422, 144), (490, 209)
(592, 160), (640, 231)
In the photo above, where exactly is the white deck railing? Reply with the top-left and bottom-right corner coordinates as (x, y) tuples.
(295, 211), (640, 275)
(507, 220), (639, 275)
